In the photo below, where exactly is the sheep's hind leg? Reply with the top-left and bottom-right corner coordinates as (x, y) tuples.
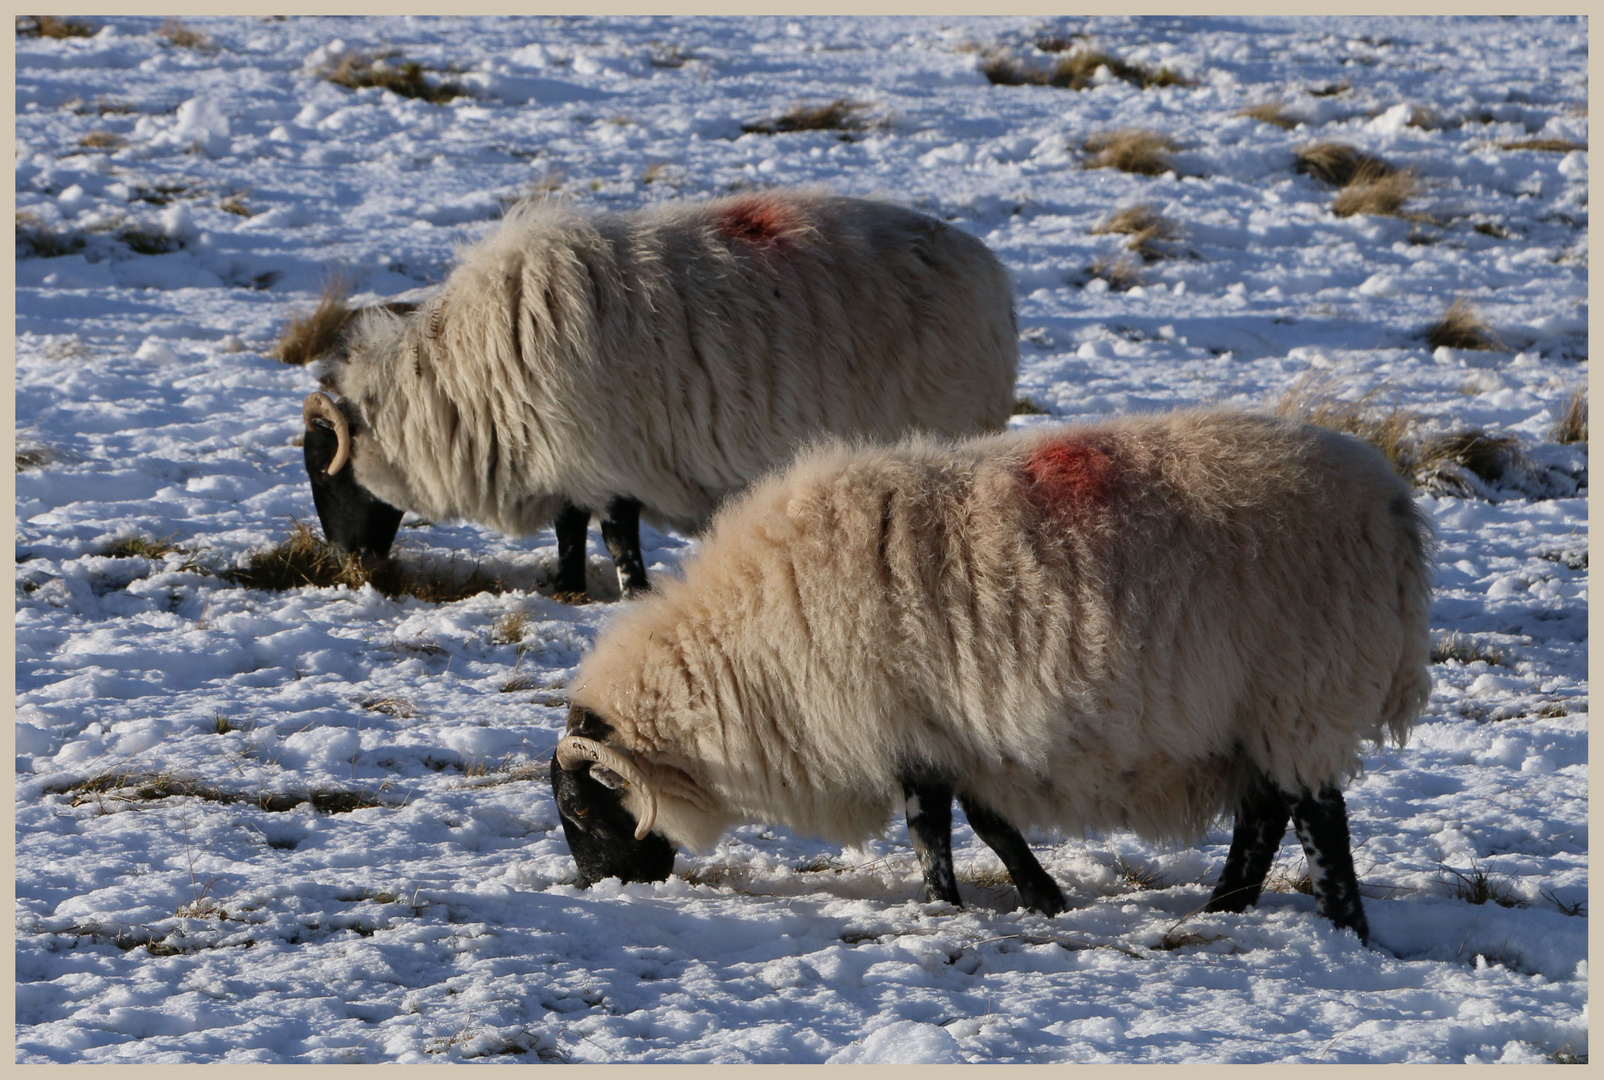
(1289, 783), (1370, 944)
(553, 502), (591, 597)
(957, 795), (1067, 916)
(901, 775), (961, 906)
(1205, 769), (1291, 914)
(600, 497), (651, 598)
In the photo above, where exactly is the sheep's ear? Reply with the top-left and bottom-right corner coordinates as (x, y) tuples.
(590, 765), (628, 791)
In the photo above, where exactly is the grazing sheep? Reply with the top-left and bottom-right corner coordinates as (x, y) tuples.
(302, 189), (1018, 597)
(552, 409), (1433, 943)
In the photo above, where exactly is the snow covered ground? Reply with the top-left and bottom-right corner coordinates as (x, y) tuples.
(14, 15), (1588, 1064)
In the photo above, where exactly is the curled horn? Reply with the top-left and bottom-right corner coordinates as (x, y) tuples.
(555, 736), (659, 840)
(302, 391), (351, 476)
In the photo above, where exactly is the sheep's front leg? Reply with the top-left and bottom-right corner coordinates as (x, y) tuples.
(958, 795), (1067, 917)
(901, 774), (961, 906)
(600, 496), (651, 598)
(553, 502), (592, 597)
(1288, 783), (1370, 944)
(1205, 769), (1291, 914)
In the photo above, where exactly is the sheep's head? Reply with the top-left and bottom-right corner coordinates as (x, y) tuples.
(551, 705), (676, 887)
(302, 389), (405, 560)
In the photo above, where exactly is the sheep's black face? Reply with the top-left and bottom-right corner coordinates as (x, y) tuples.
(304, 423), (404, 559)
(551, 756), (676, 888)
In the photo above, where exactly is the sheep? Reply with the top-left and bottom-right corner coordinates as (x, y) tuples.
(551, 409), (1433, 943)
(301, 188), (1018, 598)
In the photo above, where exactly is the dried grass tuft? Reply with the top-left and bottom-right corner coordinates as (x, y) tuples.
(157, 17), (210, 49)
(77, 130), (126, 150)
(1274, 374), (1415, 476)
(360, 696), (416, 718)
(103, 535), (182, 560)
(16, 213), (86, 259)
(741, 98), (870, 135)
(1087, 253), (1144, 292)
(490, 611), (531, 647)
(1431, 633), (1505, 667)
(1424, 298), (1503, 351)
(1092, 203), (1181, 261)
(1083, 129), (1178, 177)
(1497, 138), (1587, 153)
(1293, 141), (1396, 187)
(321, 52), (463, 104)
(1552, 387), (1587, 445)
(1238, 101), (1299, 130)
(272, 275), (357, 365)
(981, 47), (1190, 91)
(17, 15), (96, 39)
(1331, 169), (1418, 218)
(1012, 396), (1050, 416)
(1440, 860), (1526, 908)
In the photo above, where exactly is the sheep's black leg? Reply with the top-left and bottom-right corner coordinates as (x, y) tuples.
(958, 795), (1067, 917)
(600, 496), (651, 598)
(1205, 770), (1292, 914)
(1289, 783), (1370, 944)
(901, 774), (961, 906)
(553, 502), (591, 596)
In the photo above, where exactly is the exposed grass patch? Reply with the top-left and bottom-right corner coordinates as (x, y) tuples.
(1551, 387), (1587, 444)
(1331, 169), (1419, 219)
(1424, 298), (1504, 351)
(102, 534), (182, 560)
(1012, 396), (1050, 416)
(48, 769), (388, 814)
(1293, 141), (1396, 187)
(1439, 860), (1526, 908)
(360, 695), (416, 718)
(1110, 853), (1166, 892)
(16, 445), (54, 472)
(1082, 129), (1178, 177)
(1474, 220), (1513, 239)
(490, 611), (531, 647)
(1431, 632), (1505, 667)
(1273, 374), (1417, 477)
(958, 863), (1014, 888)
(16, 212), (86, 259)
(1308, 81), (1350, 97)
(226, 520), (508, 604)
(1238, 101), (1299, 130)
(219, 193), (253, 217)
(981, 47), (1191, 91)
(17, 15), (96, 39)
(740, 98), (871, 135)
(272, 275), (356, 365)
(1413, 429), (1518, 486)
(1087, 253), (1144, 292)
(77, 130), (126, 150)
(1092, 203), (1181, 261)
(1497, 138), (1587, 153)
(157, 17), (210, 49)
(320, 52), (463, 104)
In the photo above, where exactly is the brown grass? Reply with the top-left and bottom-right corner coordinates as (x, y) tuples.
(225, 520), (508, 603)
(1083, 129), (1178, 177)
(158, 17), (210, 49)
(1274, 374), (1415, 476)
(218, 193), (253, 217)
(16, 212), (86, 259)
(1424, 298), (1503, 351)
(103, 535), (182, 560)
(1497, 138), (1587, 153)
(360, 696), (416, 718)
(1552, 387), (1587, 444)
(1238, 102), (1299, 130)
(1413, 430), (1518, 487)
(490, 611), (531, 647)
(1431, 633), (1505, 667)
(1092, 203), (1181, 261)
(1088, 254), (1144, 292)
(17, 15), (96, 39)
(321, 52), (462, 105)
(741, 99), (870, 135)
(77, 130), (126, 150)
(1011, 396), (1050, 416)
(981, 47), (1190, 91)
(1331, 170), (1418, 219)
(1293, 141), (1396, 187)
(272, 275), (356, 365)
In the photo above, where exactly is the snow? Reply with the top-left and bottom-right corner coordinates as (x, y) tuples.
(14, 14), (1588, 1065)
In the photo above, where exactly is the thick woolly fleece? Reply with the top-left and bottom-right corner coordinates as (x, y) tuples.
(319, 189), (1018, 537)
(568, 410), (1434, 853)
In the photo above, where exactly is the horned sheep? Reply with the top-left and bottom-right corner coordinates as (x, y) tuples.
(301, 189), (1017, 597)
(552, 409), (1433, 943)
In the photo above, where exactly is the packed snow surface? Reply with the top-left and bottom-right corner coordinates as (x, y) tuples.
(14, 15), (1588, 1064)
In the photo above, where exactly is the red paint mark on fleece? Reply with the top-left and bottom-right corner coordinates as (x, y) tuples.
(1019, 438), (1120, 518)
(717, 195), (804, 246)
